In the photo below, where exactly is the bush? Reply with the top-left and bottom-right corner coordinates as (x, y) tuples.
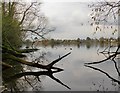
(2, 16), (22, 48)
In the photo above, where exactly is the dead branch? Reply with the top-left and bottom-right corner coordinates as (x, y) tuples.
(19, 2), (34, 26)
(5, 69), (71, 90)
(85, 46), (120, 65)
(84, 44), (120, 86)
(21, 29), (45, 39)
(3, 52), (71, 89)
(112, 59), (120, 76)
(84, 65), (120, 85)
(47, 52), (71, 68)
(49, 72), (71, 90)
(85, 52), (120, 65)
(3, 52), (71, 71)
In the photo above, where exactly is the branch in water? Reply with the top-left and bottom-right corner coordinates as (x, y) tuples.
(49, 73), (71, 90)
(3, 52), (71, 71)
(3, 51), (71, 90)
(85, 52), (120, 65)
(48, 52), (71, 68)
(85, 45), (120, 65)
(5, 70), (71, 90)
(84, 64), (120, 85)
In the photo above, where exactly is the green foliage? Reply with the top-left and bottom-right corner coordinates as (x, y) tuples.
(2, 3), (24, 87)
(2, 2), (23, 48)
(2, 16), (22, 48)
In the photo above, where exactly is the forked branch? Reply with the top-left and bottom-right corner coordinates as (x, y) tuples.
(5, 67), (71, 90)
(3, 52), (71, 71)
(84, 65), (120, 85)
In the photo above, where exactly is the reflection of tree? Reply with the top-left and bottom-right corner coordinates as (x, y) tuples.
(7, 70), (71, 90)
(85, 45), (120, 85)
(1, 1), (59, 92)
(77, 44), (80, 48)
(85, 1), (120, 89)
(3, 51), (71, 92)
(86, 42), (91, 49)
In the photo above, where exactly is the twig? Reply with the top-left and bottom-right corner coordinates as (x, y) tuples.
(48, 52), (71, 68)
(50, 73), (71, 90)
(112, 59), (120, 76)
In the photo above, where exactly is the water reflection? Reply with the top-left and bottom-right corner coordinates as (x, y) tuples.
(2, 44), (118, 91)
(34, 45), (117, 91)
(2, 51), (71, 92)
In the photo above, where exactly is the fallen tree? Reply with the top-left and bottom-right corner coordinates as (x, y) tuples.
(4, 68), (71, 90)
(2, 45), (71, 90)
(2, 46), (71, 71)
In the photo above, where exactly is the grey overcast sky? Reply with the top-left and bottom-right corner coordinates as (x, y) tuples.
(40, 0), (118, 39)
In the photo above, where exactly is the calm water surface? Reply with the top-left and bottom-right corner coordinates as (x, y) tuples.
(25, 45), (118, 91)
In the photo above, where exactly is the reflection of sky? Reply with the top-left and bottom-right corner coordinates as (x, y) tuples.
(40, 1), (118, 39)
(29, 46), (118, 91)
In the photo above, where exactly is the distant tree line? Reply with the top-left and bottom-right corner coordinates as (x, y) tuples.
(25, 37), (119, 47)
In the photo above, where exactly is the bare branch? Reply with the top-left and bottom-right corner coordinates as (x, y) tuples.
(18, 2), (34, 25)
(5, 70), (71, 90)
(21, 29), (45, 39)
(84, 65), (120, 85)
(112, 59), (120, 76)
(50, 73), (71, 90)
(85, 52), (120, 65)
(3, 52), (71, 71)
(48, 52), (71, 68)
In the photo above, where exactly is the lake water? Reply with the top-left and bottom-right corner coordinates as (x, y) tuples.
(23, 45), (118, 91)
